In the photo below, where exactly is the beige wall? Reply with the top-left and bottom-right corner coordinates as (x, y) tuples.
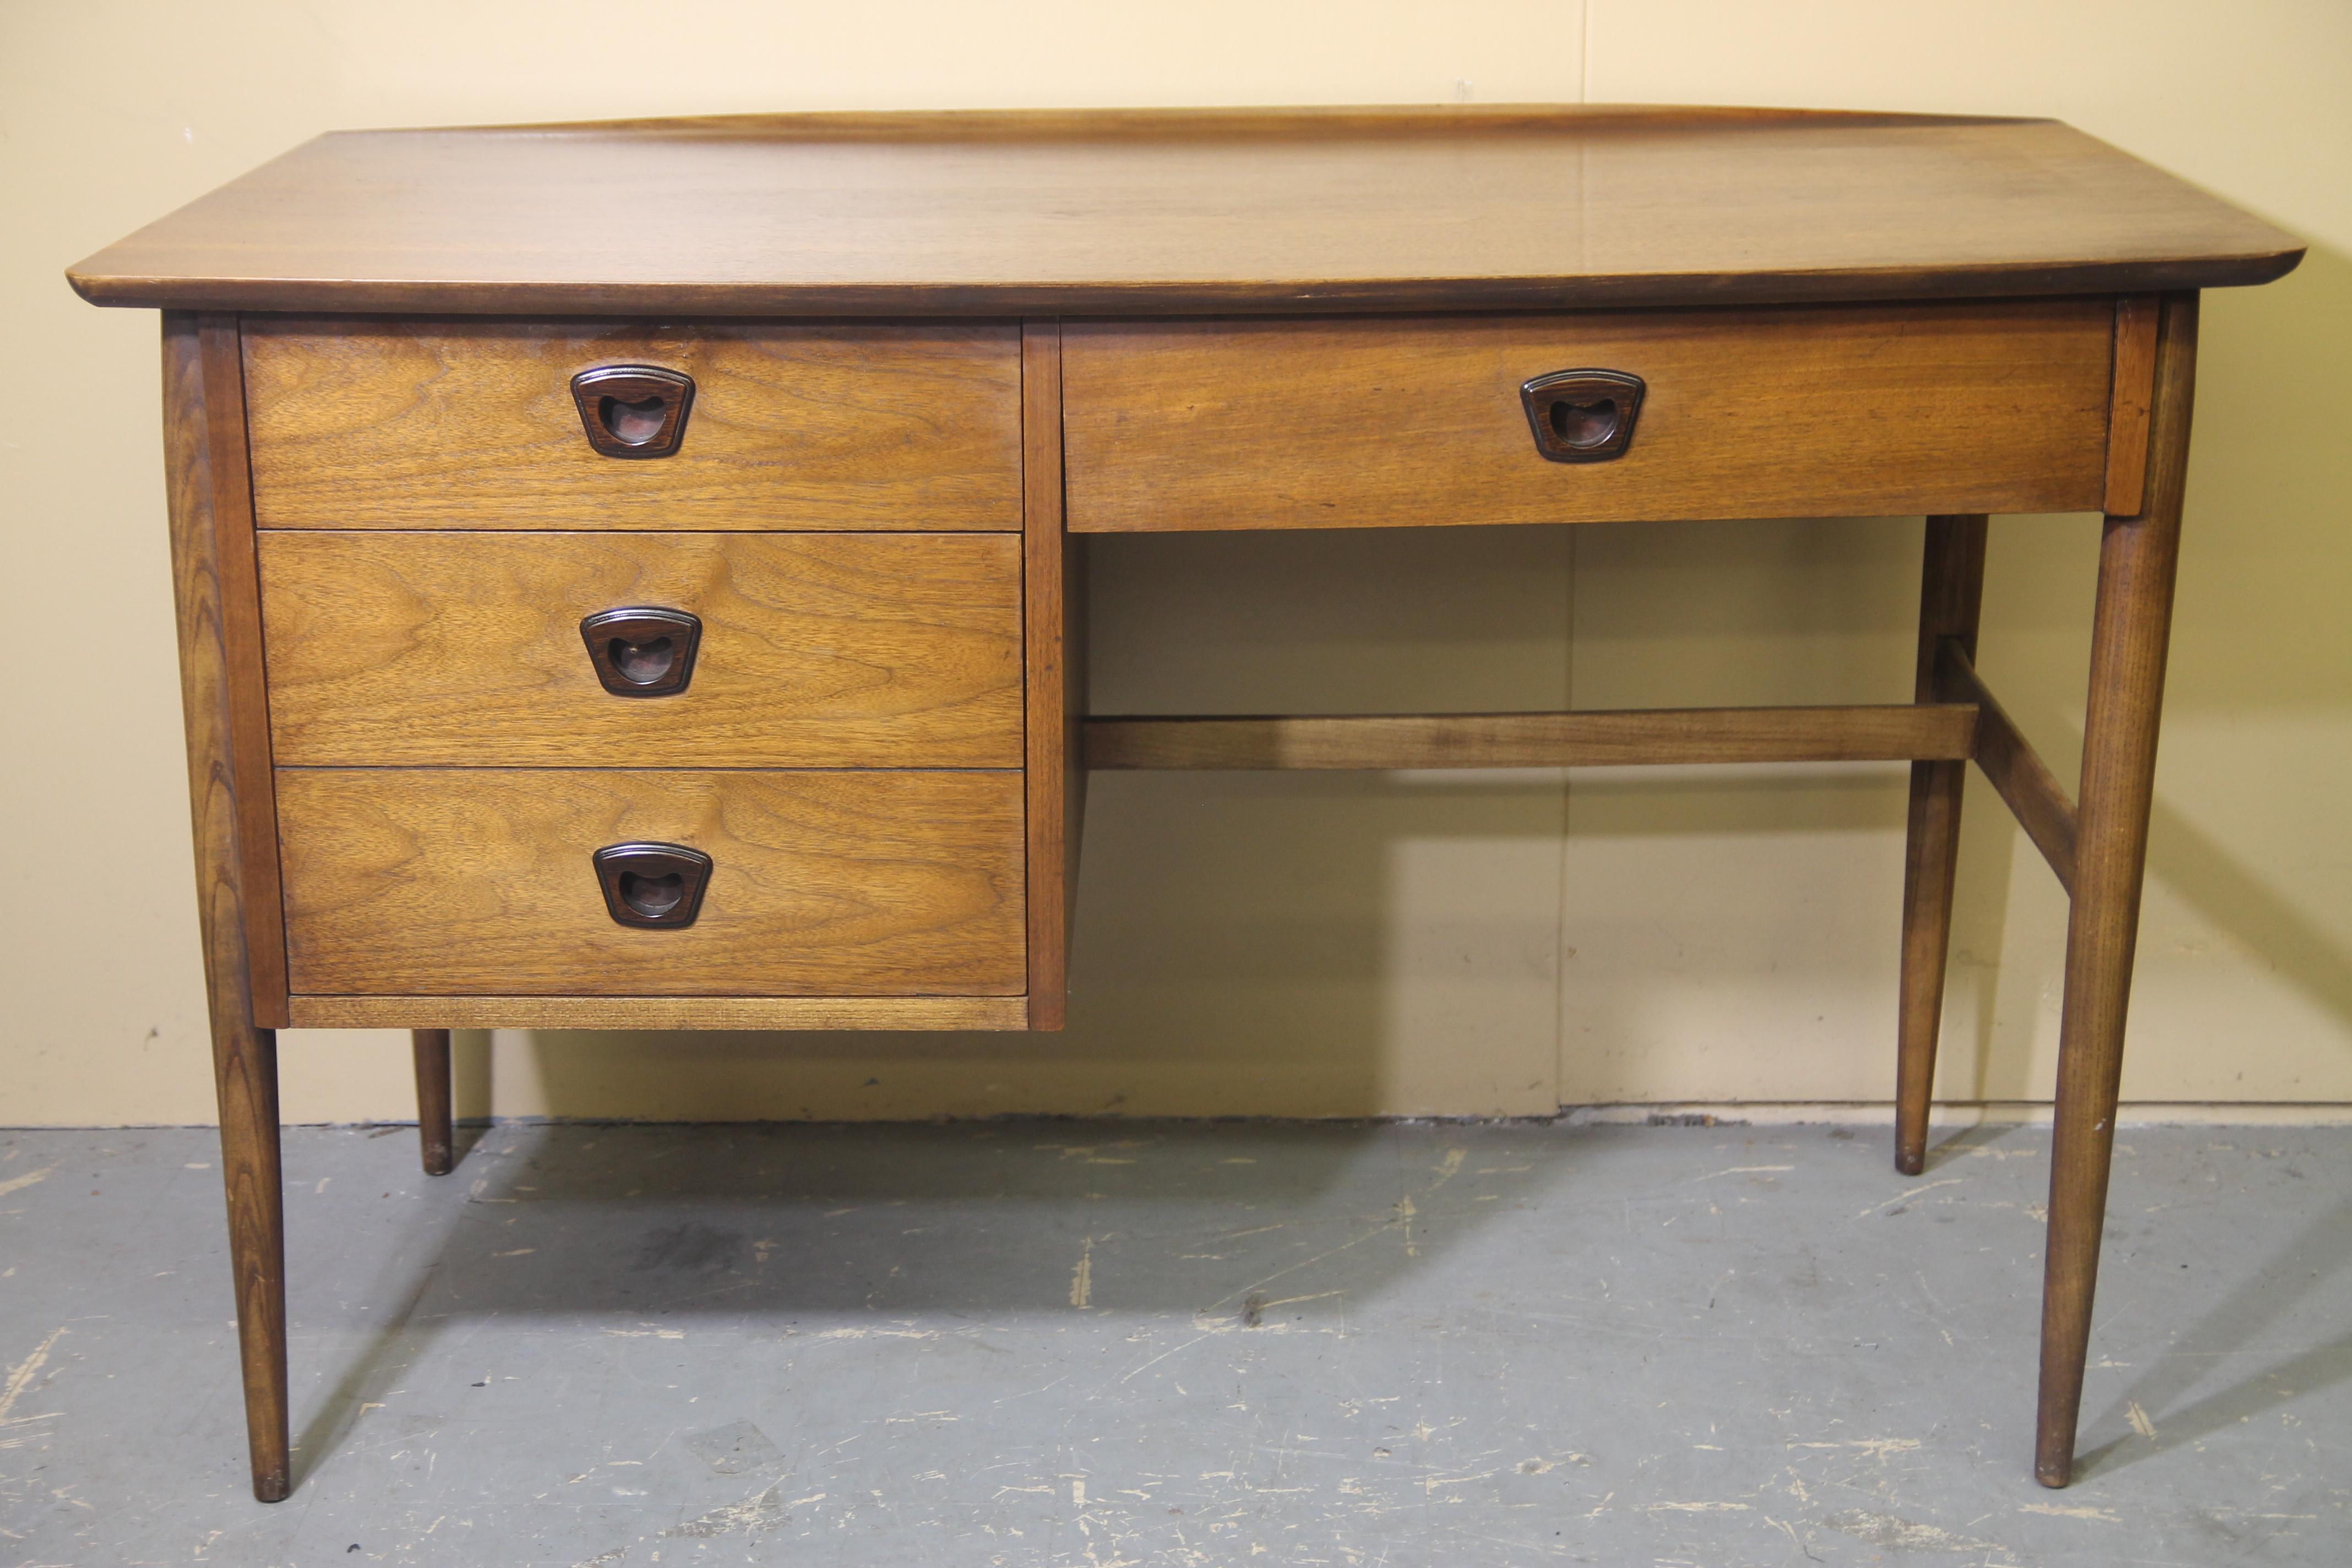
(6, 1), (2349, 1125)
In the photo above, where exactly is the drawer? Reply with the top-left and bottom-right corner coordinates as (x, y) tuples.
(258, 531), (1023, 767)
(242, 319), (1022, 530)
(1063, 301), (2116, 531)
(277, 769), (1026, 996)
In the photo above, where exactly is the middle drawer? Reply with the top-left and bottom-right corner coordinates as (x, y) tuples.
(258, 531), (1024, 768)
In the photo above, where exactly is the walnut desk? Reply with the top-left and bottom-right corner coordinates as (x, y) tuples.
(69, 106), (2304, 1497)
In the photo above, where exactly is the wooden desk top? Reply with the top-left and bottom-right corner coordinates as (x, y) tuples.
(70, 106), (2301, 317)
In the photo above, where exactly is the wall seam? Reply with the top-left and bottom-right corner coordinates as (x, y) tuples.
(1557, 0), (1592, 1108)
(1579, 0), (1593, 104)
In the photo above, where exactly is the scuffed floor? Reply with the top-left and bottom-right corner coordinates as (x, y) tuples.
(0, 1119), (2345, 1566)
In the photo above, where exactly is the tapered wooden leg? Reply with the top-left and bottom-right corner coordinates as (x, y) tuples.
(1896, 514), (1988, 1175)
(165, 314), (293, 1501)
(412, 1030), (455, 1175)
(212, 1022), (291, 1501)
(2035, 293), (2197, 1488)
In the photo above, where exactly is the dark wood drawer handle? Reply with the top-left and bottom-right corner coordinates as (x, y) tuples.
(1521, 368), (1646, 463)
(571, 364), (695, 458)
(593, 842), (713, 929)
(580, 607), (701, 698)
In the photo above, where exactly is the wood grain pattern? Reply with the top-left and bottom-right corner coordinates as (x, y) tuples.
(183, 322), (290, 1024)
(288, 994), (1030, 1030)
(2104, 296), (2160, 516)
(162, 313), (290, 1502)
(277, 768), (1025, 997)
(1894, 515), (1988, 1177)
(258, 531), (1023, 767)
(68, 108), (2302, 316)
(2036, 291), (2199, 1490)
(1021, 322), (1080, 1030)
(411, 1030), (453, 1176)
(1082, 706), (1978, 770)
(1940, 641), (2080, 893)
(242, 319), (1021, 530)
(1064, 303), (2115, 532)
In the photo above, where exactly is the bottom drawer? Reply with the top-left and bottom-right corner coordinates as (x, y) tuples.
(277, 769), (1026, 996)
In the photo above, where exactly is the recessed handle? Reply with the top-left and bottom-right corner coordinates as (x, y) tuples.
(1521, 368), (1646, 463)
(592, 842), (713, 929)
(580, 607), (702, 698)
(571, 364), (695, 459)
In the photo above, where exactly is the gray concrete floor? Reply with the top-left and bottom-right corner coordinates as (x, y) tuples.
(0, 1119), (2345, 1566)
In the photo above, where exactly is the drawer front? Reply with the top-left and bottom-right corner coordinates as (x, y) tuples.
(259, 531), (1023, 767)
(278, 769), (1026, 996)
(243, 319), (1022, 530)
(1063, 301), (2115, 531)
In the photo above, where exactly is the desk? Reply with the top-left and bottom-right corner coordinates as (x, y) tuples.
(69, 105), (2304, 1497)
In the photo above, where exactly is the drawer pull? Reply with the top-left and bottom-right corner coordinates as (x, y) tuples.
(593, 842), (714, 928)
(570, 365), (695, 458)
(580, 607), (701, 697)
(1520, 368), (1645, 463)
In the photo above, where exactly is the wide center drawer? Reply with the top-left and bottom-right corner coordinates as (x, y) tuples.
(258, 531), (1024, 767)
(277, 769), (1026, 997)
(1063, 300), (2118, 531)
(242, 319), (1022, 530)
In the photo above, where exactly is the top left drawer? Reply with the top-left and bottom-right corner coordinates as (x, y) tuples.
(242, 319), (1023, 531)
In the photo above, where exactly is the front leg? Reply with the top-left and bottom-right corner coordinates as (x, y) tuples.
(2034, 292), (2197, 1487)
(211, 1020), (290, 1499)
(165, 312), (293, 1501)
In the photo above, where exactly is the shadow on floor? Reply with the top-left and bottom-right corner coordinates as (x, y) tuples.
(288, 1117), (1547, 1485)
(2078, 1191), (2352, 1482)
